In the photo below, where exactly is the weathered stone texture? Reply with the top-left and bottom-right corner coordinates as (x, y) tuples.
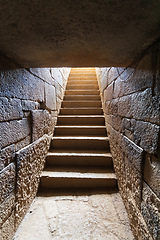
(15, 134), (50, 228)
(141, 182), (160, 240)
(0, 211), (15, 240)
(21, 100), (39, 111)
(0, 68), (45, 102)
(97, 45), (160, 240)
(0, 118), (31, 149)
(0, 145), (15, 171)
(32, 110), (55, 142)
(0, 97), (23, 122)
(0, 163), (15, 205)
(0, 193), (15, 227)
(45, 83), (56, 110)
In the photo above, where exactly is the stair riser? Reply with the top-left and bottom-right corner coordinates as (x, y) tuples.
(66, 85), (99, 90)
(51, 139), (109, 150)
(46, 155), (112, 167)
(65, 90), (100, 95)
(69, 74), (96, 77)
(68, 80), (97, 84)
(64, 95), (101, 101)
(54, 128), (106, 136)
(40, 177), (117, 189)
(60, 108), (103, 115)
(62, 101), (101, 108)
(57, 117), (105, 125)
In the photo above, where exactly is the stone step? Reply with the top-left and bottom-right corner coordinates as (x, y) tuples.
(62, 101), (102, 108)
(57, 115), (105, 125)
(46, 151), (112, 167)
(40, 167), (117, 189)
(69, 73), (96, 77)
(51, 136), (109, 150)
(65, 90), (100, 95)
(67, 80), (98, 84)
(66, 84), (99, 90)
(64, 95), (101, 101)
(54, 126), (106, 136)
(60, 108), (103, 115)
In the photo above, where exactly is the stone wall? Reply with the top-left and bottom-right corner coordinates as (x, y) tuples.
(0, 55), (70, 239)
(96, 44), (160, 240)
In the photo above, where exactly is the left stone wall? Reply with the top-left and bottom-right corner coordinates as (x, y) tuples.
(0, 55), (70, 239)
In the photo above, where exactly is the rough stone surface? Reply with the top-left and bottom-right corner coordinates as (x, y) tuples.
(21, 100), (39, 111)
(32, 110), (55, 142)
(0, 193), (15, 227)
(0, 211), (15, 240)
(0, 118), (31, 149)
(15, 134), (50, 228)
(144, 155), (160, 199)
(0, 97), (23, 122)
(13, 191), (134, 240)
(1, 1), (160, 67)
(141, 182), (160, 240)
(0, 144), (15, 171)
(15, 135), (31, 152)
(0, 163), (15, 205)
(0, 68), (45, 102)
(45, 83), (56, 111)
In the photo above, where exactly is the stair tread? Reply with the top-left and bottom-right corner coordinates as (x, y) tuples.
(58, 115), (104, 117)
(41, 170), (116, 179)
(52, 136), (108, 140)
(47, 151), (111, 157)
(55, 125), (106, 128)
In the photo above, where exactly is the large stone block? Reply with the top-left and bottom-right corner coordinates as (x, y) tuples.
(0, 193), (15, 227)
(0, 163), (15, 205)
(117, 94), (132, 118)
(15, 135), (31, 152)
(45, 83), (56, 110)
(51, 68), (63, 87)
(132, 120), (160, 154)
(32, 110), (55, 142)
(104, 82), (114, 101)
(15, 134), (50, 228)
(0, 118), (31, 149)
(0, 97), (23, 122)
(144, 154), (160, 198)
(21, 100), (39, 111)
(29, 68), (54, 85)
(0, 68), (44, 102)
(0, 144), (15, 171)
(141, 182), (160, 240)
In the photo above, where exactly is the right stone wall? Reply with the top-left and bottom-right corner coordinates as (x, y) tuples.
(96, 44), (160, 240)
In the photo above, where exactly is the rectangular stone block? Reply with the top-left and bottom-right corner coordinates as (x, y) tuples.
(32, 110), (55, 142)
(133, 120), (160, 154)
(144, 154), (160, 198)
(0, 144), (15, 171)
(45, 83), (56, 110)
(15, 135), (31, 152)
(117, 95), (132, 118)
(141, 182), (160, 240)
(0, 68), (44, 102)
(0, 163), (15, 205)
(0, 118), (31, 149)
(51, 68), (63, 87)
(0, 97), (23, 122)
(15, 134), (50, 228)
(104, 82), (114, 101)
(29, 68), (54, 85)
(21, 100), (39, 111)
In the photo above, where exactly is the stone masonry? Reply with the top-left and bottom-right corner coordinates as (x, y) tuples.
(0, 54), (70, 240)
(96, 43), (160, 240)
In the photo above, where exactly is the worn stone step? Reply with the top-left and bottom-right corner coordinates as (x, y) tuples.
(65, 90), (100, 95)
(54, 126), (106, 136)
(51, 136), (109, 150)
(69, 73), (96, 77)
(67, 80), (97, 84)
(66, 84), (99, 90)
(64, 95), (101, 101)
(46, 152), (112, 167)
(60, 108), (103, 115)
(57, 115), (105, 125)
(40, 167), (117, 189)
(62, 101), (102, 108)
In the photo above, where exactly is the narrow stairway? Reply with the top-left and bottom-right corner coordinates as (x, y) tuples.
(39, 68), (117, 191)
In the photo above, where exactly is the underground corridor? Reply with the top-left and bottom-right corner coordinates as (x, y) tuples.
(0, 1), (160, 240)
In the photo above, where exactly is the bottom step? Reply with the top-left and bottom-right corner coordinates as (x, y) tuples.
(40, 169), (117, 189)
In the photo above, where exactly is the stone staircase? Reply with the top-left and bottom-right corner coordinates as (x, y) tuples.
(39, 68), (117, 190)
